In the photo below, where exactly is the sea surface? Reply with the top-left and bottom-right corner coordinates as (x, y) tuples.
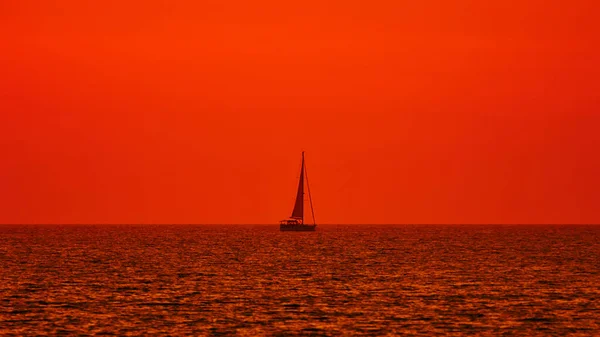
(0, 225), (599, 336)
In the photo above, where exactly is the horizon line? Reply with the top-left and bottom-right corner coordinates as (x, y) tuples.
(1, 223), (599, 226)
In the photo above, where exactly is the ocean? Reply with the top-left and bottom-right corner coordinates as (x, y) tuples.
(1, 225), (598, 336)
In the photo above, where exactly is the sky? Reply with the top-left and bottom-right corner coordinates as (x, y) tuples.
(1, 0), (599, 224)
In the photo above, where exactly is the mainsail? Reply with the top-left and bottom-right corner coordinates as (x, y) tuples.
(290, 153), (304, 220)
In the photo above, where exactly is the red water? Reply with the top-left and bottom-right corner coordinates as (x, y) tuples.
(1, 225), (599, 335)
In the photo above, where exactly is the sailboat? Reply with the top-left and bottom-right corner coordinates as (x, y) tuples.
(280, 151), (317, 231)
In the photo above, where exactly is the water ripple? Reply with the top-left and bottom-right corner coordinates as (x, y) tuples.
(0, 224), (599, 335)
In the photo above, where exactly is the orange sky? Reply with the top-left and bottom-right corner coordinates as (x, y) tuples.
(1, 0), (599, 224)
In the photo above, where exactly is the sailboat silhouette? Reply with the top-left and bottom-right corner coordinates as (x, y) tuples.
(280, 152), (317, 231)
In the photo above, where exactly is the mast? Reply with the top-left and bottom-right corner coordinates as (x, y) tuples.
(304, 153), (317, 225)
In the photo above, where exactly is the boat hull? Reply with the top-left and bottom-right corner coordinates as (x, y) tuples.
(280, 224), (317, 232)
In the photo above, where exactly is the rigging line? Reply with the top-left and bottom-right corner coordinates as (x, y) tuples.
(304, 155), (317, 225)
